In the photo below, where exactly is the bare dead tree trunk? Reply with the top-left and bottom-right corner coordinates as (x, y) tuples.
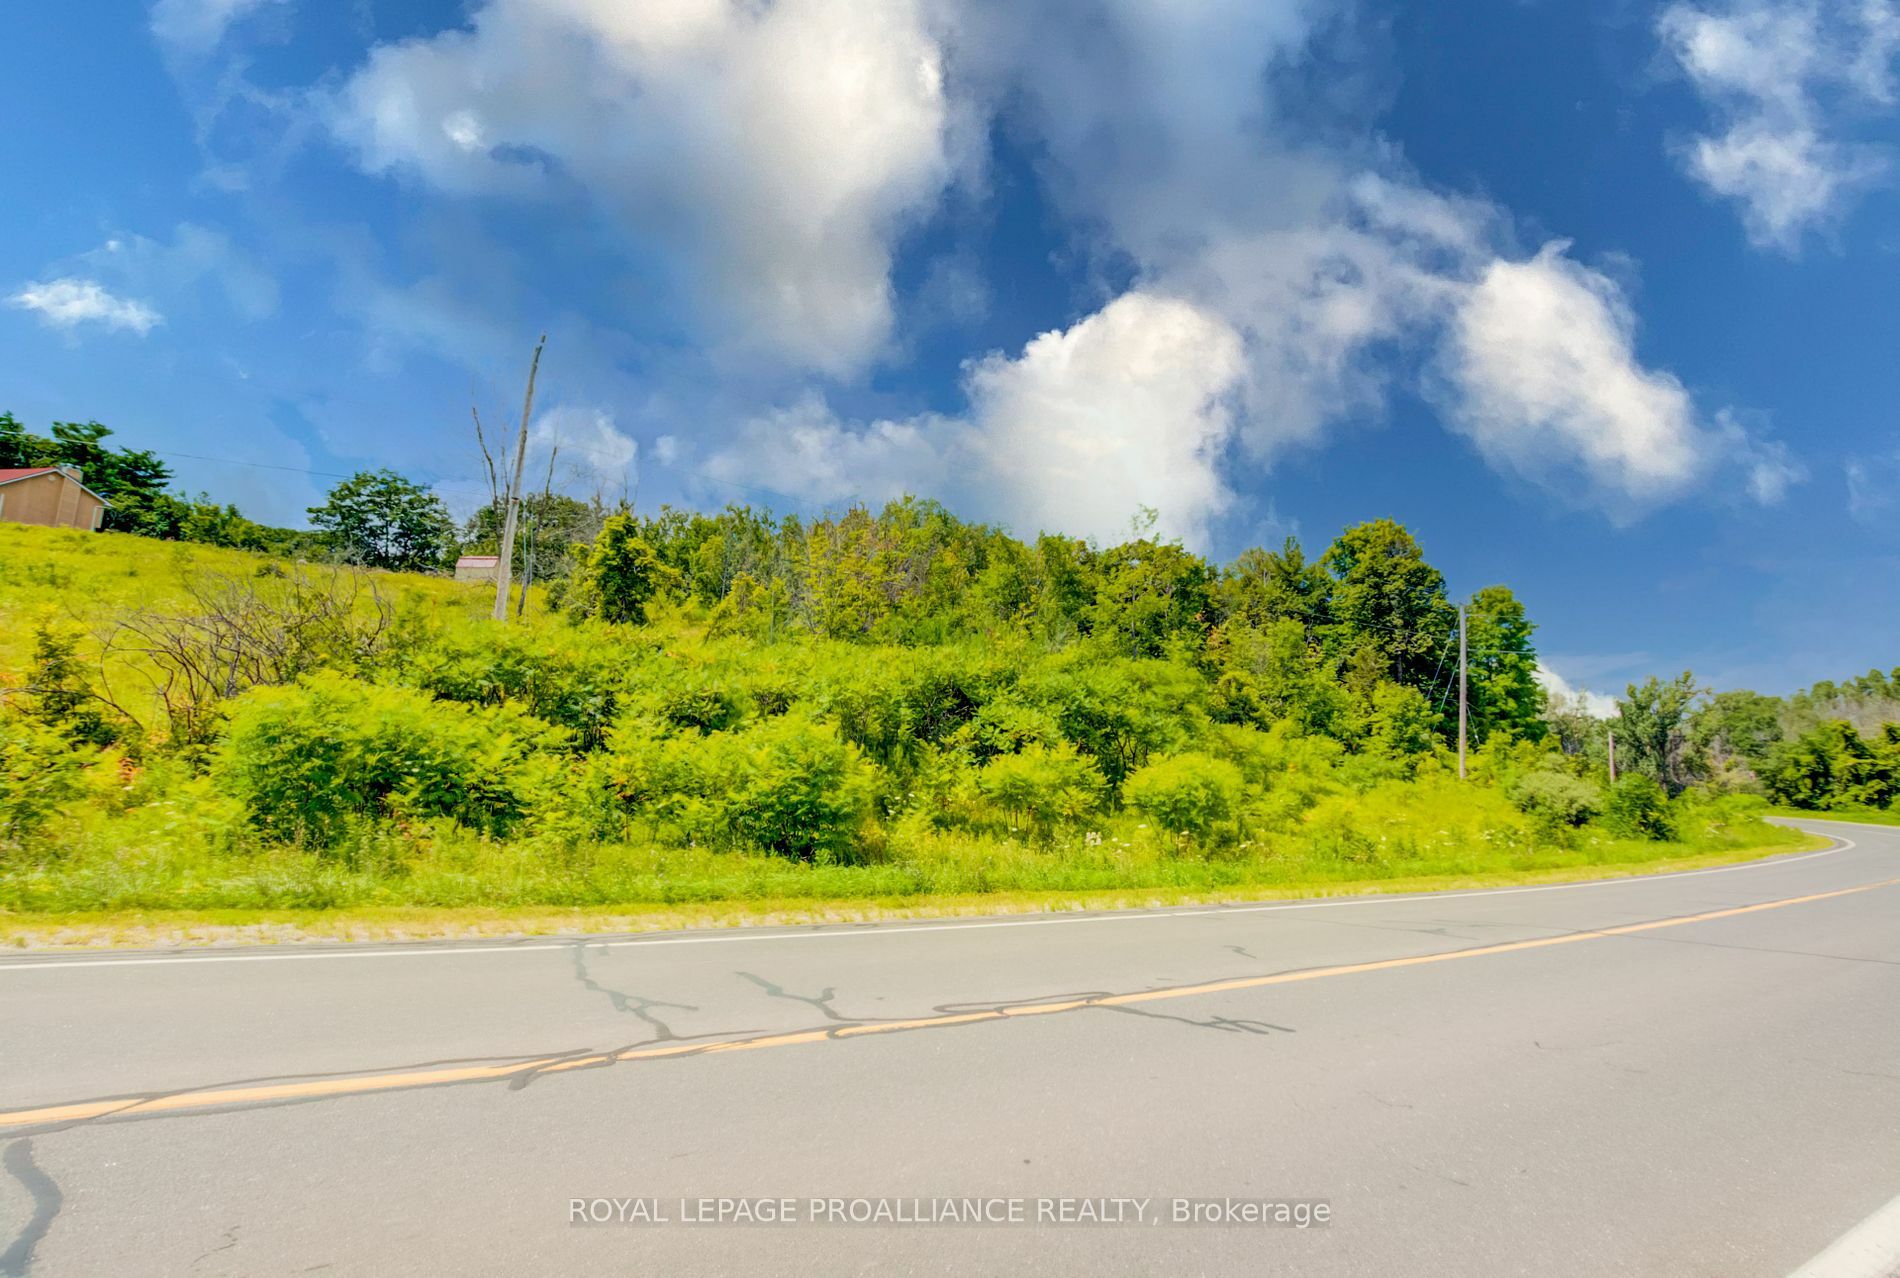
(493, 334), (546, 622)
(471, 405), (501, 509)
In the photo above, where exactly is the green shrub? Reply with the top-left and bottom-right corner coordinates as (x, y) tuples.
(656, 679), (746, 734)
(1124, 752), (1244, 838)
(0, 712), (87, 842)
(1508, 769), (1602, 828)
(739, 670), (799, 718)
(955, 698), (1062, 763)
(215, 673), (560, 847)
(975, 744), (1103, 836)
(900, 649), (1005, 745)
(1602, 774), (1674, 840)
(597, 715), (873, 860)
(1022, 658), (1205, 788)
(405, 625), (624, 750)
(814, 665), (912, 768)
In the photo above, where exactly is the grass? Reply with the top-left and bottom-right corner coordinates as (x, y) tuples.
(0, 827), (1826, 951)
(0, 523), (505, 722)
(1766, 805), (1900, 827)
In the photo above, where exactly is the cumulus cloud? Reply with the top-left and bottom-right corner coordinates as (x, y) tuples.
(1438, 245), (1706, 505)
(1536, 664), (1619, 719)
(702, 3), (1796, 535)
(150, 0), (284, 54)
(7, 278), (163, 335)
(439, 403), (643, 518)
(1660, 0), (1900, 250)
(705, 292), (1246, 547)
(943, 5), (1788, 521)
(330, 0), (956, 375)
(314, 0), (1793, 537)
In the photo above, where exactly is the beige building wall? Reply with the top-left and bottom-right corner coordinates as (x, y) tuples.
(0, 472), (106, 530)
(454, 559), (501, 584)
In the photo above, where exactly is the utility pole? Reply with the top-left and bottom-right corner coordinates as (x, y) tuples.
(493, 334), (546, 622)
(1457, 605), (1468, 781)
(516, 443), (558, 619)
(1607, 730), (1617, 783)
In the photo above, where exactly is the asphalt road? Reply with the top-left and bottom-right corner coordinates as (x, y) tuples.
(3, 817), (1898, 1276)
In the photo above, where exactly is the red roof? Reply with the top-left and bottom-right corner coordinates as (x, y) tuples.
(456, 555), (501, 566)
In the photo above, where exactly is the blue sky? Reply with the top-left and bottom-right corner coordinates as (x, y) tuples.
(4, 0), (1900, 703)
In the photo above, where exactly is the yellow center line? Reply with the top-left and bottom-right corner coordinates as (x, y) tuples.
(5, 874), (1895, 1130)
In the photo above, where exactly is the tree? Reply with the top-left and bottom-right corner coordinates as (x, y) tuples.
(1694, 689), (1784, 771)
(0, 415), (172, 530)
(1545, 690), (1608, 763)
(1219, 537), (1330, 635)
(307, 470), (454, 573)
(45, 421), (170, 510)
(1321, 520), (1456, 691)
(1463, 585), (1544, 744)
(564, 514), (670, 624)
(0, 412), (34, 467)
(462, 492), (598, 581)
(1615, 673), (1703, 794)
(1207, 618), (1349, 737)
(1760, 720), (1900, 810)
(1087, 538), (1215, 659)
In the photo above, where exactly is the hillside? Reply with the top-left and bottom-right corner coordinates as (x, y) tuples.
(0, 513), (1805, 940)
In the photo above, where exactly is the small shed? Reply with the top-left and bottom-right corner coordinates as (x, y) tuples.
(455, 554), (501, 584)
(0, 466), (110, 531)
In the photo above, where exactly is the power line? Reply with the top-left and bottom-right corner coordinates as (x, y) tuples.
(150, 450), (358, 482)
(1425, 625), (1460, 712)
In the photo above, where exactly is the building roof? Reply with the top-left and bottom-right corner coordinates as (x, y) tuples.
(0, 467), (113, 506)
(456, 554), (501, 566)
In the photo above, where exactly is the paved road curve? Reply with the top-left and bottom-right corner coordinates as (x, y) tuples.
(3, 818), (1898, 1275)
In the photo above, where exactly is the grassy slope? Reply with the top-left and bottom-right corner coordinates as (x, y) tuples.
(0, 522), (1824, 950)
(0, 523), (501, 713)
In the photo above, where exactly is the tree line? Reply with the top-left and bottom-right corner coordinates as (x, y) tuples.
(11, 409), (1896, 817)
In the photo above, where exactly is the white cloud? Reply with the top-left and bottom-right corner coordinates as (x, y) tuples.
(705, 292), (1246, 547)
(331, 0), (956, 375)
(1438, 245), (1706, 505)
(311, 1), (1794, 530)
(7, 278), (163, 335)
(529, 405), (641, 500)
(960, 293), (1247, 546)
(440, 403), (642, 517)
(938, 5), (1788, 517)
(150, 0), (284, 54)
(704, 394), (943, 509)
(1536, 664), (1619, 719)
(1659, 0), (1900, 250)
(82, 224), (279, 320)
(1434, 245), (1802, 511)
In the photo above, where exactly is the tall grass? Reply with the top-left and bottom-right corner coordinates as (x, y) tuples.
(0, 775), (1802, 914)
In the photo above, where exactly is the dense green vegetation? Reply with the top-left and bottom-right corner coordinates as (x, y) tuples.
(1541, 660), (1900, 816)
(0, 496), (1809, 923)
